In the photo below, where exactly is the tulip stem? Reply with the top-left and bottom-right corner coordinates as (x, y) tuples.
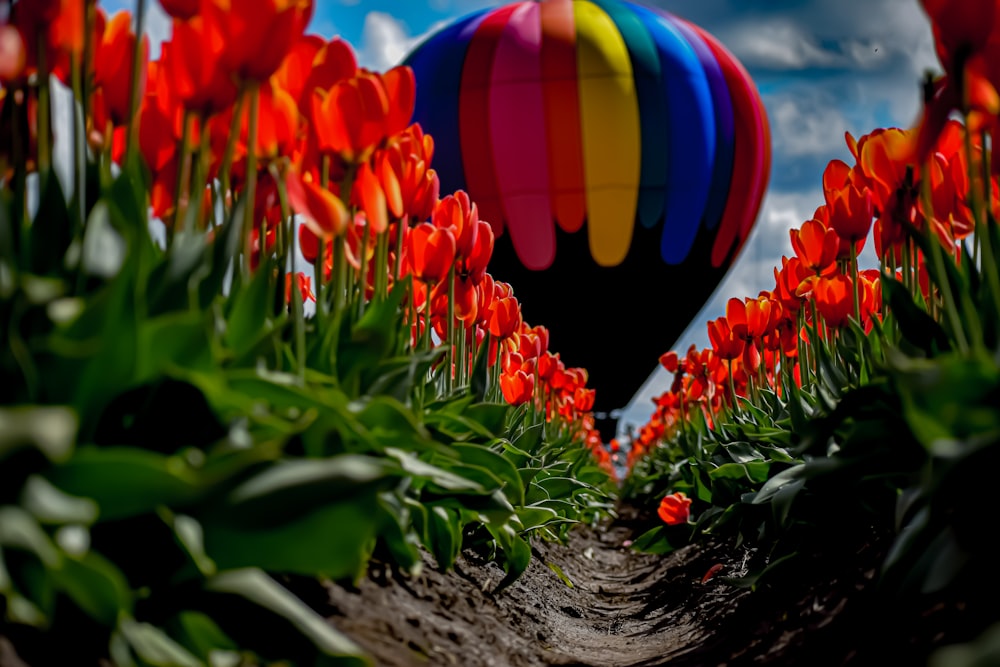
(69, 51), (86, 230)
(172, 110), (194, 242)
(446, 264), (456, 394)
(357, 219), (370, 319)
(373, 228), (389, 304)
(920, 161), (971, 353)
(35, 32), (52, 179)
(217, 92), (246, 208)
(242, 81), (261, 280)
(126, 0), (146, 164)
(277, 171), (306, 382)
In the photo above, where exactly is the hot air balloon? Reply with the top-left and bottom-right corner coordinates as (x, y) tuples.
(403, 0), (771, 439)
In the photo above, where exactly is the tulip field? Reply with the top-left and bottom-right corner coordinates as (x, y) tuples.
(2, 0), (1000, 665)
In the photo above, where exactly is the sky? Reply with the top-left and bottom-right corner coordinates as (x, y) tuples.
(105, 0), (941, 435)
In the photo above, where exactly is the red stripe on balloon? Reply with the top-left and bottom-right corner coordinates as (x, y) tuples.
(490, 2), (556, 270)
(685, 22), (769, 268)
(459, 4), (519, 238)
(540, 0), (586, 234)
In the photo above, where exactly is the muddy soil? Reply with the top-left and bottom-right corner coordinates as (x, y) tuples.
(308, 504), (1000, 667)
(3, 503), (996, 666)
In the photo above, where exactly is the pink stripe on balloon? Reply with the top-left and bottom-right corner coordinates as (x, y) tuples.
(489, 2), (555, 270)
(459, 5), (519, 238)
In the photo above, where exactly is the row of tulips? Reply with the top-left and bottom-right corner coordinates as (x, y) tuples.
(0, 1), (619, 665)
(630, 116), (994, 470)
(626, 4), (1000, 657)
(0, 0), (609, 468)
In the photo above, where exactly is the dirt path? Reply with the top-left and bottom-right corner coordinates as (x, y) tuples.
(314, 514), (756, 667)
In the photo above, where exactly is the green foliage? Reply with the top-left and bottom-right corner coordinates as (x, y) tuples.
(0, 151), (616, 665)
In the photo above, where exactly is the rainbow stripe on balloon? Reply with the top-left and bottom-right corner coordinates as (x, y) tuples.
(404, 0), (771, 271)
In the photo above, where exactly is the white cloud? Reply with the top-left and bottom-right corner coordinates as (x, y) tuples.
(358, 12), (423, 71)
(766, 92), (854, 159)
(140, 1), (172, 59)
(721, 20), (847, 70)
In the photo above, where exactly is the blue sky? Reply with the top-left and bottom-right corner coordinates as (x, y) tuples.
(110, 0), (940, 433)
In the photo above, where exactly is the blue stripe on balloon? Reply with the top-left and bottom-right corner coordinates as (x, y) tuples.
(627, 2), (715, 265)
(666, 13), (734, 232)
(591, 0), (669, 230)
(402, 9), (492, 198)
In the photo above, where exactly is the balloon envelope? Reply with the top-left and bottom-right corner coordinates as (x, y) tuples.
(403, 0), (771, 434)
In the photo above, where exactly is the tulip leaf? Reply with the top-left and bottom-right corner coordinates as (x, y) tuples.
(29, 174), (72, 275)
(52, 551), (133, 626)
(451, 443), (525, 506)
(224, 266), (274, 357)
(44, 447), (203, 521)
(204, 568), (371, 665)
(883, 277), (951, 356)
(119, 617), (204, 667)
(203, 495), (378, 579)
(0, 406), (77, 464)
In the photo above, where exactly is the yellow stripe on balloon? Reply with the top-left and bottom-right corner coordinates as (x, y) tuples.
(572, 0), (640, 267)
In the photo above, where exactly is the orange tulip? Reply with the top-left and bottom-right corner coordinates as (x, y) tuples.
(657, 492), (691, 526)
(488, 295), (522, 340)
(500, 368), (534, 406)
(311, 66), (415, 166)
(93, 10), (148, 130)
(790, 219), (839, 278)
(813, 274), (854, 329)
(160, 14), (237, 116)
(207, 0), (313, 83)
(707, 317), (744, 361)
(285, 169), (349, 239)
(285, 272), (315, 304)
(407, 222), (455, 285)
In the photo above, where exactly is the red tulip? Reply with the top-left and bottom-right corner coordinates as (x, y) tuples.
(408, 222), (455, 285)
(657, 492), (691, 526)
(500, 368), (534, 406)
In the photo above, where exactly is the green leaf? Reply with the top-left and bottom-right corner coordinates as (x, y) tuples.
(709, 461), (771, 485)
(21, 475), (98, 525)
(883, 276), (951, 355)
(52, 551), (133, 626)
(0, 406), (77, 463)
(535, 476), (593, 501)
(375, 493), (422, 577)
(29, 173), (72, 275)
(451, 443), (525, 506)
(512, 424), (543, 455)
(224, 266), (273, 356)
(44, 447), (203, 521)
(353, 395), (435, 451)
(205, 568), (371, 665)
(337, 280), (407, 391)
(136, 312), (216, 381)
(169, 611), (239, 661)
(217, 455), (397, 527)
(629, 526), (676, 555)
(424, 504), (462, 572)
(119, 617), (204, 667)
(752, 463), (808, 505)
(546, 562), (574, 588)
(384, 448), (487, 494)
(0, 506), (61, 567)
(203, 496), (379, 579)
(516, 506), (574, 533)
(487, 523), (531, 593)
